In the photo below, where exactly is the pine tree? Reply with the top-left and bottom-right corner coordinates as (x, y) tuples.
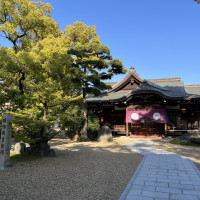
(66, 22), (127, 140)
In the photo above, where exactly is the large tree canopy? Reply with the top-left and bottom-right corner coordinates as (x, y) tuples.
(66, 22), (127, 140)
(0, 1), (82, 155)
(10, 34), (81, 144)
(0, 0), (59, 51)
(0, 33), (82, 145)
(0, 1), (126, 149)
(0, 0), (60, 96)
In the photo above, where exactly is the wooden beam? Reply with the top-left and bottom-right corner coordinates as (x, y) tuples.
(164, 123), (167, 137)
(126, 122), (128, 137)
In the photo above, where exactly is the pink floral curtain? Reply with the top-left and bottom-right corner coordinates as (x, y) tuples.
(126, 109), (169, 123)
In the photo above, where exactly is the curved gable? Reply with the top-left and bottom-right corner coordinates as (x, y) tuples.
(108, 67), (144, 93)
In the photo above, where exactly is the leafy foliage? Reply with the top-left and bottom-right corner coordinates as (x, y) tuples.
(87, 111), (100, 140)
(3, 34), (82, 144)
(0, 0), (59, 51)
(12, 112), (56, 143)
(66, 22), (127, 140)
(170, 138), (200, 147)
(0, 3), (126, 145)
(0, 1), (81, 145)
(189, 138), (200, 144)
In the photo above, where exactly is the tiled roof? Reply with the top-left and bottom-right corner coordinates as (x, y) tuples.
(87, 80), (188, 102)
(86, 92), (128, 102)
(105, 82), (117, 86)
(149, 78), (181, 82)
(87, 70), (200, 102)
(184, 85), (200, 99)
(134, 80), (187, 98)
(105, 78), (182, 88)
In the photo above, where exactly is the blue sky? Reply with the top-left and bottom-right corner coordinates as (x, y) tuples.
(1, 0), (200, 85)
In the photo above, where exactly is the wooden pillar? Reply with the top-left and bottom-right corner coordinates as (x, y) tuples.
(126, 122), (128, 137)
(100, 117), (104, 126)
(164, 123), (167, 137)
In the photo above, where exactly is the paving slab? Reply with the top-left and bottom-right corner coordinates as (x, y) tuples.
(119, 139), (200, 200)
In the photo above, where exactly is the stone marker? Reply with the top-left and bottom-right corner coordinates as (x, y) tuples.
(14, 142), (26, 154)
(0, 113), (12, 170)
(98, 125), (113, 142)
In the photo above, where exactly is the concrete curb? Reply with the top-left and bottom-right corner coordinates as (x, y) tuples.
(188, 158), (200, 177)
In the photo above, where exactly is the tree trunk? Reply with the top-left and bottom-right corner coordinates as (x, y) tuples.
(82, 88), (88, 141)
(18, 72), (25, 95)
(82, 66), (88, 141)
(41, 102), (47, 141)
(43, 101), (48, 120)
(40, 126), (45, 140)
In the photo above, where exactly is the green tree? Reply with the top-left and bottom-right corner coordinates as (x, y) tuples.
(0, 1), (81, 155)
(0, 32), (82, 151)
(66, 22), (127, 140)
(0, 0), (59, 94)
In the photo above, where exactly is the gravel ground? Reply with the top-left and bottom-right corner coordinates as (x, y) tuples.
(0, 137), (143, 200)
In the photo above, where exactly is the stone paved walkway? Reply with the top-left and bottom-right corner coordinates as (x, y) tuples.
(119, 139), (200, 200)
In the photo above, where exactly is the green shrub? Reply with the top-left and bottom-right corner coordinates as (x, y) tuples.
(189, 138), (200, 144)
(170, 139), (188, 145)
(170, 138), (200, 146)
(87, 111), (100, 140)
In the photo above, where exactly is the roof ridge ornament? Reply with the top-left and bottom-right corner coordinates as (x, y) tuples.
(129, 67), (136, 73)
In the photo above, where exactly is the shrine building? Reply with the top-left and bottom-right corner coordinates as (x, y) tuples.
(86, 68), (200, 138)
